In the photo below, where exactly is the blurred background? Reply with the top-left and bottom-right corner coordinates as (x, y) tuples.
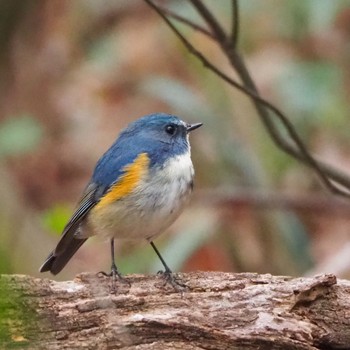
(1, 0), (350, 280)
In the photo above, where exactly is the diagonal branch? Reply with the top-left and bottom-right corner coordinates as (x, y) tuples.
(144, 0), (350, 197)
(188, 0), (347, 196)
(189, 0), (227, 42)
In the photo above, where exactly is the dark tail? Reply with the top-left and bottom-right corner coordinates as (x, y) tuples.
(39, 238), (87, 275)
(40, 183), (98, 275)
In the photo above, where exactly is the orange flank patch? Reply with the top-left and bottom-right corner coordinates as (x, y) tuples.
(94, 153), (150, 210)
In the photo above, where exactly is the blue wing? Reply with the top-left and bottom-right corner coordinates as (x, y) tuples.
(91, 134), (169, 192)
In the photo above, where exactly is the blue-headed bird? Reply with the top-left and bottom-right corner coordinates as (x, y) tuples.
(40, 113), (202, 285)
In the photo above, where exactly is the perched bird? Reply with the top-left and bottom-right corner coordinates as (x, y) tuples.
(40, 113), (202, 283)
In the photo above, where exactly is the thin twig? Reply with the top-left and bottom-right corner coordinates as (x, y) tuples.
(155, 5), (213, 38)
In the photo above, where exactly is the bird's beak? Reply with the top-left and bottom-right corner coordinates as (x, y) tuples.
(186, 123), (203, 133)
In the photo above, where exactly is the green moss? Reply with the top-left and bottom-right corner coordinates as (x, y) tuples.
(0, 276), (39, 348)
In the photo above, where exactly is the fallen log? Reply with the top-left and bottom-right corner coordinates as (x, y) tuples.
(1, 271), (349, 349)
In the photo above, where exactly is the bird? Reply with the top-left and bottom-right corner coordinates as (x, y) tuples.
(39, 112), (202, 285)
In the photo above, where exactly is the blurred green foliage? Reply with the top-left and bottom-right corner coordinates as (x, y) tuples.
(0, 240), (12, 274)
(0, 116), (43, 158)
(41, 204), (72, 236)
(278, 62), (342, 128)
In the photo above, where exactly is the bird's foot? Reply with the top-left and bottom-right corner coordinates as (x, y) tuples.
(157, 269), (188, 292)
(98, 264), (130, 293)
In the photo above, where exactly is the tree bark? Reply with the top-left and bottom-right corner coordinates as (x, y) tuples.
(1, 271), (350, 349)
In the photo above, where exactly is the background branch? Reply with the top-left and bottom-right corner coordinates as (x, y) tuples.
(144, 0), (350, 197)
(198, 189), (350, 216)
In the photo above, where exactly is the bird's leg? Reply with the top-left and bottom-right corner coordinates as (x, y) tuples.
(150, 241), (187, 291)
(150, 241), (172, 273)
(109, 238), (120, 283)
(98, 239), (129, 289)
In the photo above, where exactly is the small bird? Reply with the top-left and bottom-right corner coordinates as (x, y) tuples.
(40, 113), (202, 284)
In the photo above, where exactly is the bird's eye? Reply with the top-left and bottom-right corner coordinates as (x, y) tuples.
(165, 124), (177, 135)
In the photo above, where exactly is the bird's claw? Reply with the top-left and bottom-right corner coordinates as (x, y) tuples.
(97, 267), (130, 292)
(157, 270), (188, 292)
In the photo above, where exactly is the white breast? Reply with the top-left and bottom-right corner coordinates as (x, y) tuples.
(157, 152), (194, 188)
(86, 152), (195, 241)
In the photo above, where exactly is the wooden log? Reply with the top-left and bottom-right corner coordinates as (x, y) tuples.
(1, 272), (349, 349)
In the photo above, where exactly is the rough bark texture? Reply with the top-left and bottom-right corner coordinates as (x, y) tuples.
(1, 271), (350, 349)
